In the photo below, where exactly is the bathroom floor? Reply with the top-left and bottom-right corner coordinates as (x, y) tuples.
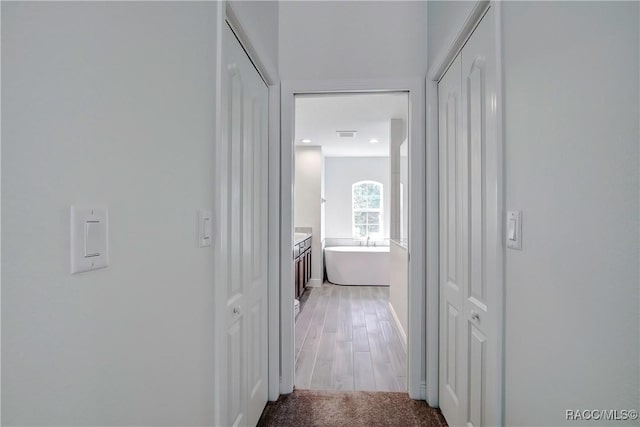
(295, 283), (407, 392)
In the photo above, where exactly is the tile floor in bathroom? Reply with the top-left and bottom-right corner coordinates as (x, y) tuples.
(294, 283), (407, 392)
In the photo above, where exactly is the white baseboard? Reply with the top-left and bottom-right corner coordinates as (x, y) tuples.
(388, 302), (407, 352)
(420, 381), (427, 400)
(307, 278), (322, 287)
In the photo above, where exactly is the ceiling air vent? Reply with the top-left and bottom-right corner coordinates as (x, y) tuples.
(337, 130), (357, 138)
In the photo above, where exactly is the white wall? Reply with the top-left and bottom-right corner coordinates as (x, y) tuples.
(389, 242), (408, 345)
(279, 1), (426, 80)
(427, 1), (475, 68)
(1, 2), (220, 425)
(390, 118), (408, 244)
(428, 1), (640, 424)
(324, 157), (391, 240)
(295, 147), (323, 284)
(228, 1), (279, 77)
(389, 120), (408, 342)
(502, 2), (639, 424)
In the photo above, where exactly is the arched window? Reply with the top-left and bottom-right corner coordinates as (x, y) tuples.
(352, 181), (383, 239)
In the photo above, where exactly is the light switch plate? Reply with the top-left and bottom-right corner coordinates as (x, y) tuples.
(199, 210), (212, 247)
(506, 210), (522, 250)
(71, 206), (108, 273)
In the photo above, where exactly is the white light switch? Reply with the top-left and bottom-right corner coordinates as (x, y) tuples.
(71, 207), (108, 273)
(84, 221), (103, 257)
(507, 218), (516, 241)
(506, 210), (522, 250)
(199, 210), (212, 247)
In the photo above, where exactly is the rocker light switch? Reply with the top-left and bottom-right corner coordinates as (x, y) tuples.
(199, 210), (212, 247)
(507, 218), (516, 241)
(71, 206), (108, 273)
(84, 221), (103, 257)
(506, 210), (522, 250)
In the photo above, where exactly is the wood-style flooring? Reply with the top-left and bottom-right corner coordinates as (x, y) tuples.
(295, 283), (407, 392)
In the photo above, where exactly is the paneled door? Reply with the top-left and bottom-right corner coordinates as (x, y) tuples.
(438, 7), (499, 427)
(438, 51), (465, 427)
(218, 23), (269, 427)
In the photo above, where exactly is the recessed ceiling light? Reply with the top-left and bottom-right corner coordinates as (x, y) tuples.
(301, 139), (312, 144)
(369, 138), (379, 144)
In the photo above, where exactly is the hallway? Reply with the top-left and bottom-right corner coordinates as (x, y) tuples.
(295, 284), (406, 391)
(2, 2), (638, 426)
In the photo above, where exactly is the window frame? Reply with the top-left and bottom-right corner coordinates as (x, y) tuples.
(351, 180), (384, 239)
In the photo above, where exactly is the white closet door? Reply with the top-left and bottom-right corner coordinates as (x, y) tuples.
(439, 7), (498, 427)
(219, 23), (269, 427)
(460, 8), (499, 427)
(438, 53), (466, 427)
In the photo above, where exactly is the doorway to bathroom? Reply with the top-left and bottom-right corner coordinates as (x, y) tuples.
(271, 86), (425, 399)
(287, 91), (411, 393)
(274, 79), (426, 401)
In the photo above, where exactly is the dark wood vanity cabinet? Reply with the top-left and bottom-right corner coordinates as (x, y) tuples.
(294, 236), (312, 299)
(294, 246), (302, 299)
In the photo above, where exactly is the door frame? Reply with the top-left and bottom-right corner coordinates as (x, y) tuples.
(276, 78), (426, 399)
(213, 2), (282, 424)
(425, 0), (505, 421)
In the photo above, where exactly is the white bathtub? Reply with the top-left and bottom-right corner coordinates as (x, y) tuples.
(324, 246), (390, 286)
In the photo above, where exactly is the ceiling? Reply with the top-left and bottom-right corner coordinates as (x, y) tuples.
(294, 92), (408, 157)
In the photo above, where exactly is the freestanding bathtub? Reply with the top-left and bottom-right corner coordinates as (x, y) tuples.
(324, 246), (390, 286)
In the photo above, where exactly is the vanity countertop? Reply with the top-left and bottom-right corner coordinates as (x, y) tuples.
(294, 233), (311, 245)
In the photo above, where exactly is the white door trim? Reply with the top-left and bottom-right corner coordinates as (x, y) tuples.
(278, 78), (426, 399)
(425, 0), (505, 423)
(213, 6), (224, 425)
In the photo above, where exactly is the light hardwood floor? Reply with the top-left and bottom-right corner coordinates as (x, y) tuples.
(295, 283), (407, 392)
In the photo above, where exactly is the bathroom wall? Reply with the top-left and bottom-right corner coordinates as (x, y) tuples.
(324, 157), (391, 241)
(389, 119), (408, 344)
(294, 146), (324, 285)
(389, 242), (408, 346)
(389, 119), (405, 243)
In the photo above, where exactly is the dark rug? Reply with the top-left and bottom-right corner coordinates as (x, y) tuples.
(257, 390), (448, 427)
